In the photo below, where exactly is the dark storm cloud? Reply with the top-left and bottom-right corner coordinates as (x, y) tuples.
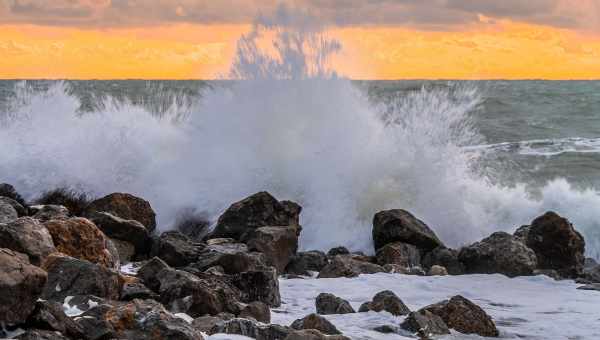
(0, 0), (597, 32)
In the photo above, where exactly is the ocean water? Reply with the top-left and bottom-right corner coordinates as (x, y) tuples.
(1, 10), (600, 256)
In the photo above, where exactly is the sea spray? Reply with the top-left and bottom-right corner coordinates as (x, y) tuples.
(1, 6), (600, 256)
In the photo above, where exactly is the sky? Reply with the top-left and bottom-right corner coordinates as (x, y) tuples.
(1, 0), (600, 79)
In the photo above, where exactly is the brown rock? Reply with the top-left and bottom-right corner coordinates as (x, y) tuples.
(315, 293), (355, 315)
(239, 301), (271, 323)
(85, 192), (156, 232)
(285, 329), (350, 340)
(243, 226), (299, 273)
(317, 255), (385, 278)
(358, 290), (410, 316)
(0, 217), (56, 266)
(372, 209), (443, 251)
(422, 295), (499, 337)
(375, 241), (421, 267)
(291, 313), (341, 335)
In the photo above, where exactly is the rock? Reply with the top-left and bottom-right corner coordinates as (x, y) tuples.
(400, 310), (450, 336)
(232, 267), (281, 307)
(583, 264), (600, 283)
(210, 318), (290, 339)
(243, 226), (299, 273)
(88, 211), (151, 256)
(188, 249), (267, 275)
(0, 196), (27, 217)
(317, 255), (385, 278)
(44, 217), (117, 269)
(534, 269), (561, 280)
(174, 208), (210, 241)
(525, 212), (586, 278)
(0, 217), (56, 266)
(0, 199), (18, 223)
(157, 267), (242, 316)
(372, 209), (443, 251)
(41, 254), (121, 301)
(239, 301), (271, 323)
(577, 283), (600, 291)
(291, 313), (341, 335)
(25, 300), (84, 338)
(375, 242), (421, 267)
(138, 256), (171, 291)
(120, 281), (159, 301)
(211, 191), (301, 240)
(315, 293), (355, 315)
(192, 316), (225, 333)
(110, 237), (135, 263)
(422, 295), (499, 337)
(458, 232), (538, 277)
(0, 248), (47, 326)
(585, 257), (598, 269)
(421, 246), (465, 275)
(151, 231), (206, 267)
(31, 205), (70, 222)
(373, 325), (397, 334)
(327, 246), (350, 256)
(285, 329), (350, 340)
(15, 330), (70, 340)
(427, 265), (448, 276)
(513, 225), (530, 243)
(285, 251), (329, 276)
(358, 290), (410, 316)
(85, 192), (157, 232)
(0, 183), (26, 206)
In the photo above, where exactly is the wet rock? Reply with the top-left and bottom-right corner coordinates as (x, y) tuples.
(583, 264), (600, 283)
(422, 295), (499, 337)
(358, 290), (410, 316)
(151, 231), (206, 267)
(25, 300), (84, 338)
(372, 209), (443, 251)
(285, 251), (329, 276)
(239, 301), (271, 323)
(317, 255), (385, 278)
(525, 212), (585, 278)
(0, 217), (56, 266)
(373, 325), (397, 334)
(190, 250), (268, 276)
(427, 265), (448, 276)
(15, 329), (69, 340)
(375, 242), (421, 267)
(232, 267), (281, 307)
(192, 316), (225, 333)
(138, 256), (171, 291)
(44, 217), (117, 269)
(0, 199), (18, 223)
(31, 205), (70, 222)
(400, 310), (450, 336)
(315, 293), (355, 315)
(210, 191), (301, 240)
(243, 226), (299, 273)
(85, 192), (157, 232)
(458, 232), (537, 277)
(327, 246), (350, 256)
(110, 237), (135, 263)
(41, 254), (121, 301)
(0, 183), (26, 206)
(285, 329), (350, 340)
(88, 211), (151, 256)
(0, 248), (47, 326)
(0, 196), (27, 217)
(209, 318), (290, 339)
(120, 281), (159, 301)
(291, 313), (341, 335)
(421, 246), (465, 275)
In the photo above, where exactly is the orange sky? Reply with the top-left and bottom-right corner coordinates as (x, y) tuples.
(2, 20), (600, 79)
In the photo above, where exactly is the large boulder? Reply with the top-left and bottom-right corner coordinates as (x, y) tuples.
(151, 231), (206, 267)
(138, 256), (171, 291)
(41, 254), (121, 301)
(232, 267), (281, 307)
(317, 255), (385, 278)
(0, 249), (47, 326)
(372, 209), (443, 251)
(85, 192), (156, 232)
(209, 318), (290, 339)
(358, 290), (410, 316)
(458, 232), (538, 277)
(523, 212), (585, 278)
(0, 196), (27, 217)
(0, 183), (26, 206)
(31, 205), (70, 222)
(25, 300), (84, 338)
(210, 192), (301, 240)
(400, 310), (450, 336)
(187, 247), (268, 275)
(285, 250), (329, 276)
(44, 217), (117, 269)
(291, 313), (341, 335)
(0, 217), (56, 266)
(315, 293), (355, 315)
(422, 295), (498, 337)
(0, 199), (18, 223)
(88, 211), (151, 257)
(243, 226), (299, 273)
(375, 241), (421, 268)
(421, 246), (465, 275)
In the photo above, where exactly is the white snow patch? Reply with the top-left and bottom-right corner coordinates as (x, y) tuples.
(120, 262), (140, 275)
(273, 273), (600, 340)
(62, 296), (84, 317)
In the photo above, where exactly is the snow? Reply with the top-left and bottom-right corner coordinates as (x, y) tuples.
(62, 296), (85, 317)
(120, 262), (141, 275)
(272, 273), (600, 340)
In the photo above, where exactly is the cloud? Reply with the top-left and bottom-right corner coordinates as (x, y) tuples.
(0, 0), (598, 32)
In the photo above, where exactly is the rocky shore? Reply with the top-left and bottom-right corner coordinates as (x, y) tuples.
(0, 184), (598, 340)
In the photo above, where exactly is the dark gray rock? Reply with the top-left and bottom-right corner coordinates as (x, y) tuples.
(232, 267), (281, 307)
(284, 329), (350, 340)
(88, 211), (151, 256)
(0, 199), (18, 223)
(291, 313), (341, 335)
(459, 232), (537, 277)
(15, 330), (70, 340)
(285, 251), (328, 276)
(138, 256), (171, 291)
(85, 192), (157, 232)
(375, 241), (421, 268)
(421, 246), (465, 275)
(209, 318), (290, 339)
(358, 290), (410, 316)
(151, 231), (206, 267)
(120, 281), (159, 301)
(317, 255), (385, 278)
(25, 300), (84, 338)
(192, 316), (226, 333)
(372, 209), (443, 251)
(31, 205), (70, 222)
(243, 226), (299, 273)
(0, 196), (27, 217)
(327, 246), (350, 256)
(0, 248), (47, 326)
(422, 295), (499, 337)
(0, 217), (56, 266)
(0, 183), (26, 207)
(400, 310), (450, 336)
(239, 301), (271, 323)
(315, 293), (355, 315)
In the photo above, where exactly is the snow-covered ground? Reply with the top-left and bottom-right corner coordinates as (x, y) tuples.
(272, 273), (600, 340)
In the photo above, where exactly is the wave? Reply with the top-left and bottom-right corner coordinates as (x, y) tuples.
(468, 137), (600, 156)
